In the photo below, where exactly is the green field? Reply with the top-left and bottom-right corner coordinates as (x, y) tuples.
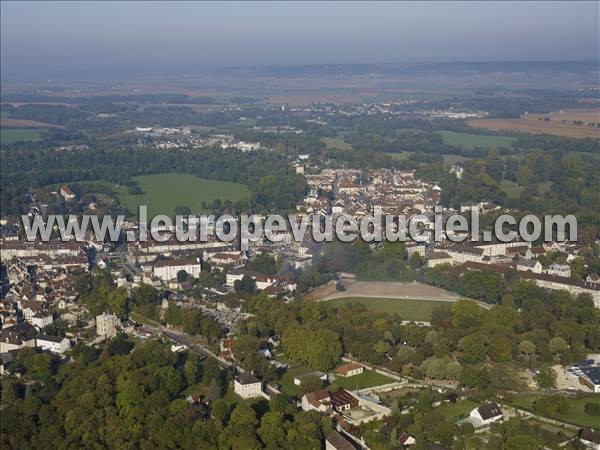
(385, 151), (415, 161)
(327, 297), (447, 321)
(322, 136), (353, 150)
(331, 369), (394, 391)
(0, 128), (46, 144)
(506, 393), (600, 428)
(436, 399), (478, 420)
(117, 173), (250, 217)
(500, 180), (553, 198)
(437, 130), (516, 149)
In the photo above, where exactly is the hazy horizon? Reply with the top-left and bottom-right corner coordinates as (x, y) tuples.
(2, 1), (599, 82)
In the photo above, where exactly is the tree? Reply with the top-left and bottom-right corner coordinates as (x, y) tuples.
(549, 337), (568, 361)
(458, 334), (487, 363)
(107, 333), (134, 355)
(488, 335), (512, 362)
(584, 402), (600, 416)
(460, 365), (490, 389)
(373, 340), (390, 354)
(452, 300), (484, 328)
(535, 368), (557, 389)
(298, 376), (323, 396)
(518, 340), (536, 369)
(206, 378), (222, 402)
(257, 411), (287, 449)
(184, 353), (202, 386)
(235, 275), (256, 294)
(177, 270), (189, 283)
(108, 287), (129, 318)
(249, 253), (278, 275)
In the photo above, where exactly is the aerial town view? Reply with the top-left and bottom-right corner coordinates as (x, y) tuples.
(0, 2), (599, 449)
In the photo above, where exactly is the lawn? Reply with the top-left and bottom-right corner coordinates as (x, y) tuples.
(506, 393), (600, 428)
(279, 366), (315, 397)
(331, 369), (394, 391)
(117, 173), (251, 217)
(0, 127), (46, 144)
(327, 297), (448, 321)
(489, 362), (530, 391)
(437, 131), (516, 149)
(436, 399), (478, 421)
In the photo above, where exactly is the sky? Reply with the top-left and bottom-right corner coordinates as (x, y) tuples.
(1, 1), (599, 80)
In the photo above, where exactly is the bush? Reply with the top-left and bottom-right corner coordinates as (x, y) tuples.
(584, 402), (600, 416)
(533, 395), (568, 416)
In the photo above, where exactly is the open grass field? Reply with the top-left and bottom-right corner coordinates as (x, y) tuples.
(469, 109), (600, 139)
(331, 369), (394, 391)
(506, 393), (600, 428)
(322, 136), (353, 150)
(327, 297), (448, 321)
(385, 151), (415, 160)
(0, 127), (46, 144)
(436, 399), (478, 420)
(117, 173), (250, 217)
(385, 151), (472, 166)
(437, 130), (516, 149)
(499, 180), (553, 198)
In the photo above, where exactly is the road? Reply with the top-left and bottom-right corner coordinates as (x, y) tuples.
(138, 318), (234, 370)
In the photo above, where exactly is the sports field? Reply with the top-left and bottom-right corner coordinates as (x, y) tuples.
(117, 173), (250, 217)
(0, 128), (46, 144)
(437, 130), (516, 149)
(327, 297), (447, 321)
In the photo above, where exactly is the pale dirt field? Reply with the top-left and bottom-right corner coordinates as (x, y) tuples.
(318, 281), (464, 302)
(469, 109), (600, 139)
(0, 118), (62, 128)
(553, 364), (592, 392)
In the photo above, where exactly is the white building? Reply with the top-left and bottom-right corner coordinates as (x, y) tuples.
(153, 258), (201, 281)
(469, 402), (503, 427)
(335, 362), (364, 377)
(233, 373), (263, 399)
(0, 323), (37, 353)
(30, 313), (53, 330)
(235, 141), (261, 152)
(96, 313), (119, 338)
(547, 263), (571, 278)
(36, 335), (71, 354)
(516, 259), (543, 273)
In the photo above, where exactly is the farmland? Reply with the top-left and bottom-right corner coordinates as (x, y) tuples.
(437, 130), (516, 149)
(0, 127), (46, 144)
(117, 173), (250, 217)
(469, 108), (600, 139)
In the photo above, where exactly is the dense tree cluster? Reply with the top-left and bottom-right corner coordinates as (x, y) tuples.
(1, 147), (306, 216)
(0, 339), (332, 450)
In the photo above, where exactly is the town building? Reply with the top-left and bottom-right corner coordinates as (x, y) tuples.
(36, 334), (71, 354)
(233, 372), (263, 399)
(0, 322), (37, 352)
(469, 402), (503, 427)
(335, 362), (364, 378)
(96, 313), (119, 338)
(325, 430), (359, 450)
(330, 389), (359, 412)
(153, 258), (201, 281)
